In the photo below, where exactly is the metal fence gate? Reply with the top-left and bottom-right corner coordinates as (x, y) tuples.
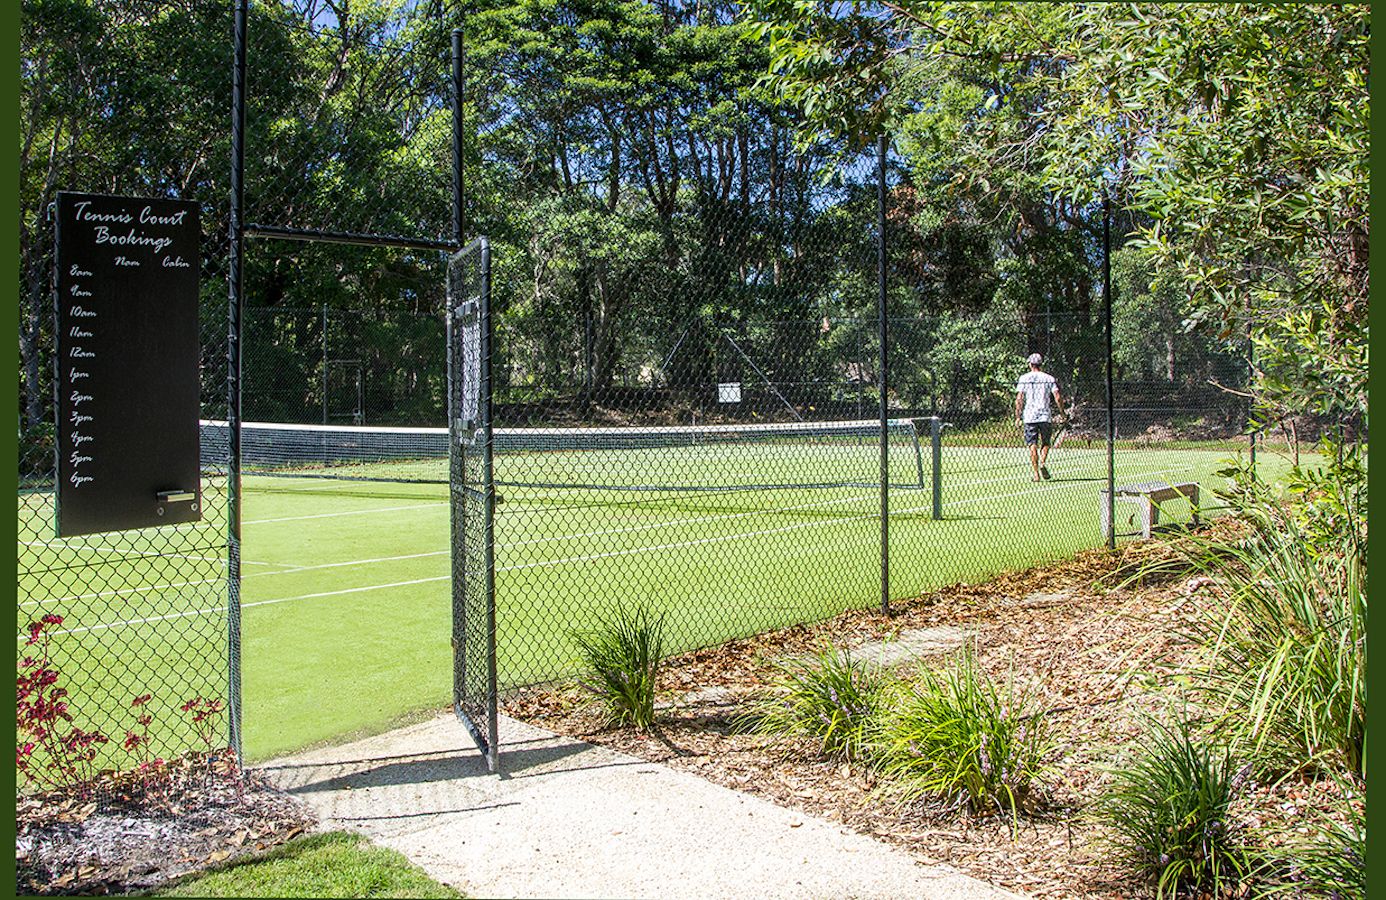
(448, 238), (499, 770)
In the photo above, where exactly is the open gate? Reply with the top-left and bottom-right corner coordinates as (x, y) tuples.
(447, 237), (499, 771)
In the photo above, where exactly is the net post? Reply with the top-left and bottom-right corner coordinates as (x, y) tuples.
(931, 416), (943, 521)
(911, 419), (925, 489)
(877, 134), (890, 616)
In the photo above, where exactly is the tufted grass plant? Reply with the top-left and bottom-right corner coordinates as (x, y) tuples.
(736, 645), (889, 761)
(1126, 452), (1367, 779)
(571, 603), (665, 731)
(1257, 772), (1364, 898)
(1175, 501), (1365, 777)
(871, 647), (1049, 826)
(1097, 717), (1253, 899)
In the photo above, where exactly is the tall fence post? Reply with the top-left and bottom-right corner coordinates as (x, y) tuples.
(451, 29), (465, 242)
(226, 0), (248, 763)
(1103, 190), (1115, 550)
(877, 135), (890, 616)
(1248, 328), (1257, 478)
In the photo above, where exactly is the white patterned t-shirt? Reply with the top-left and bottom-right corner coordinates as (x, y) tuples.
(1016, 371), (1058, 423)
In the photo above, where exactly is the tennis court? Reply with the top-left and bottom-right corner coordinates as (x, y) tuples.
(20, 419), (1293, 761)
(21, 413), (1297, 759)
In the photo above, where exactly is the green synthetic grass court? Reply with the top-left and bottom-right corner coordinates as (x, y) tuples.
(19, 437), (1298, 763)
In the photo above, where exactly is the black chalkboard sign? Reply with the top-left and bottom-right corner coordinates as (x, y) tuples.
(55, 192), (202, 537)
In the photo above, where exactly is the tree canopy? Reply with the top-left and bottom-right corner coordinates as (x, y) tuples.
(19, 0), (1367, 434)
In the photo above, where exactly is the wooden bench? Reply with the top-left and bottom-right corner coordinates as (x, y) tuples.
(1100, 481), (1200, 540)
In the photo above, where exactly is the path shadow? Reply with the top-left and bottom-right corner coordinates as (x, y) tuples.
(498, 738), (650, 779)
(334, 801), (522, 822)
(259, 731), (619, 795)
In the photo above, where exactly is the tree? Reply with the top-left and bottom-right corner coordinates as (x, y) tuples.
(744, 2), (1369, 425)
(20, 0), (232, 436)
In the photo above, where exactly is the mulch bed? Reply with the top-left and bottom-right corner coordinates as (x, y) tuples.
(506, 537), (1338, 899)
(16, 751), (313, 896)
(17, 531), (1346, 898)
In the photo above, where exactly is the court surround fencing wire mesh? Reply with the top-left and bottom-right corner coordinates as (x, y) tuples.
(20, 0), (1270, 784)
(18, 0), (464, 793)
(19, 0), (236, 795)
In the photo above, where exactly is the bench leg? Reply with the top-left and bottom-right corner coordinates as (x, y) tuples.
(1189, 485), (1200, 526)
(1140, 496), (1155, 540)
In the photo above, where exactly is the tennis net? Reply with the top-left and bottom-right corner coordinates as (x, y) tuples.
(200, 418), (931, 493)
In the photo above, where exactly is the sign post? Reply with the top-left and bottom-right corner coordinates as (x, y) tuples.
(54, 191), (202, 537)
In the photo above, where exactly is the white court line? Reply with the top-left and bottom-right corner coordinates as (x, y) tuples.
(939, 468), (1180, 510)
(18, 577), (224, 609)
(35, 576), (452, 637)
(244, 502), (442, 525)
(30, 465), (1202, 633)
(247, 549), (448, 576)
(28, 553), (450, 608)
(19, 541), (229, 566)
(498, 491), (872, 549)
(20, 539), (288, 571)
(497, 509), (874, 574)
(38, 607), (222, 637)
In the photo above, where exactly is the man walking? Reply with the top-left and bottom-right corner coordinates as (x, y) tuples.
(1015, 353), (1063, 482)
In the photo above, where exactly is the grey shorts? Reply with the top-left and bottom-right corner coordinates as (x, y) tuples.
(1023, 421), (1053, 447)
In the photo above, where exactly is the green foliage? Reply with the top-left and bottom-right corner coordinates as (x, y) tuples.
(1257, 775), (1365, 899)
(571, 603), (666, 731)
(1110, 245), (1243, 386)
(1252, 297), (1370, 428)
(871, 648), (1048, 823)
(737, 646), (889, 761)
(746, 1), (1368, 427)
(1175, 479), (1366, 778)
(1097, 717), (1253, 899)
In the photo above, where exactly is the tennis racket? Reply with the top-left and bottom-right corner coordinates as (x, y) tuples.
(1050, 405), (1077, 448)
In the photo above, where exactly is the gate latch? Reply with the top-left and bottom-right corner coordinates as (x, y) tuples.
(454, 298), (479, 324)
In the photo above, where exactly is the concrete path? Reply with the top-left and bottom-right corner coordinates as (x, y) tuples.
(261, 713), (1021, 900)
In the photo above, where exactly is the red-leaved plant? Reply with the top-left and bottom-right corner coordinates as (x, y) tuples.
(120, 692), (174, 801)
(180, 696), (225, 750)
(17, 615), (109, 794)
(19, 616), (240, 805)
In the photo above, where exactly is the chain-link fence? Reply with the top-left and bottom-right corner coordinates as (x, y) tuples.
(21, 0), (1267, 780)
(242, 306), (447, 426)
(18, 0), (464, 790)
(19, 0), (235, 793)
(467, 287), (1256, 695)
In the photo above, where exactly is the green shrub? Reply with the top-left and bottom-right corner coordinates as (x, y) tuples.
(571, 603), (665, 731)
(1177, 499), (1365, 777)
(736, 646), (889, 761)
(872, 648), (1048, 824)
(1258, 774), (1365, 899)
(1098, 717), (1253, 898)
